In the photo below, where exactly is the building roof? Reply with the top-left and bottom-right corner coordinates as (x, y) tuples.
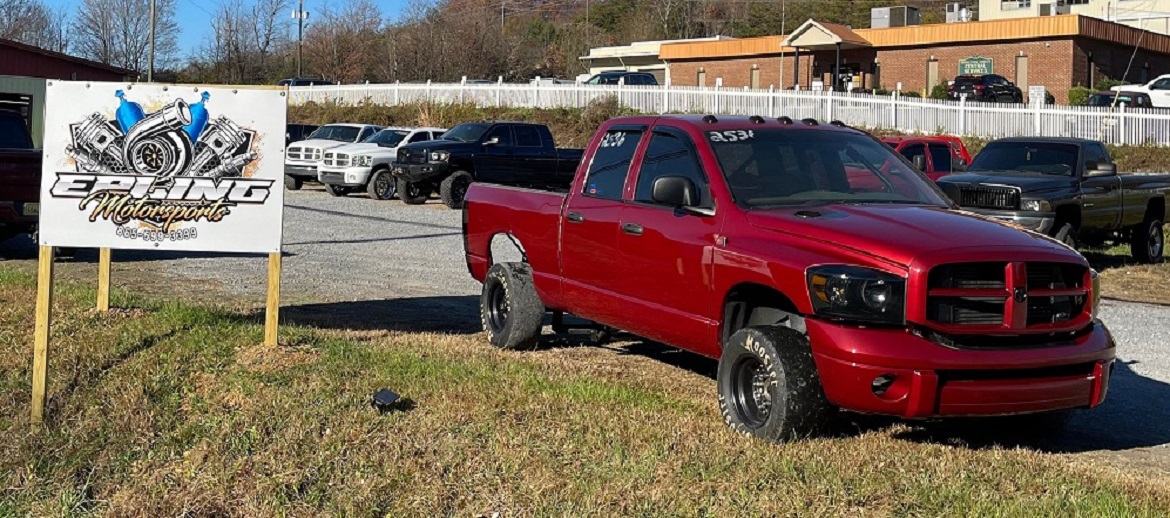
(582, 35), (735, 61)
(660, 15), (1170, 60)
(0, 37), (137, 77)
(783, 19), (871, 49)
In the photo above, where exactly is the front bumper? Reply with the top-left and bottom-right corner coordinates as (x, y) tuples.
(808, 318), (1114, 418)
(391, 161), (450, 183)
(966, 208), (1055, 235)
(285, 163), (320, 178)
(318, 166), (372, 187)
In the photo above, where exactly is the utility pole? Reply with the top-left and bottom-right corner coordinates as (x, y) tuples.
(586, 0), (590, 46)
(148, 0), (155, 82)
(293, 0), (309, 78)
(501, 0), (506, 31)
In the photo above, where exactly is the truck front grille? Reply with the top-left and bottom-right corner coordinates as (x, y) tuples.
(959, 187), (1019, 210)
(398, 149), (426, 164)
(288, 146), (322, 162)
(926, 261), (1089, 331)
(323, 152), (350, 167)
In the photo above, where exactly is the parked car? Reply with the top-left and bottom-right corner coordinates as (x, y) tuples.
(284, 123), (382, 190)
(1087, 91), (1155, 109)
(278, 77), (335, 87)
(391, 121), (584, 209)
(880, 136), (972, 181)
(937, 137), (1170, 262)
(317, 126), (446, 199)
(0, 109), (39, 250)
(286, 123), (319, 146)
(947, 74), (1023, 103)
(464, 114), (1115, 442)
(583, 71), (659, 86)
(1111, 74), (1170, 107)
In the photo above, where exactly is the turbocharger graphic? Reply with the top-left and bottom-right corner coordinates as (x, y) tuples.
(122, 99), (195, 178)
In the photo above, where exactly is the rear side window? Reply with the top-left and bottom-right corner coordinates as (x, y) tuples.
(408, 131), (430, 143)
(634, 132), (710, 208)
(514, 126), (542, 147)
(584, 129), (643, 201)
(928, 144), (953, 172)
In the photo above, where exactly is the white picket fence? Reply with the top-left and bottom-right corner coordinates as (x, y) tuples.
(288, 82), (1170, 146)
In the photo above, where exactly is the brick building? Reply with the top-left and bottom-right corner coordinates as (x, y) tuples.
(660, 15), (1170, 104)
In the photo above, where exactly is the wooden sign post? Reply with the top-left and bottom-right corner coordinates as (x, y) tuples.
(265, 252), (282, 347)
(30, 246), (54, 426)
(96, 248), (111, 312)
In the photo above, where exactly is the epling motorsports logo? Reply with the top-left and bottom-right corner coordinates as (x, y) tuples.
(49, 89), (273, 235)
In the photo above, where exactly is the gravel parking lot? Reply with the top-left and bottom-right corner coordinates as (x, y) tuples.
(2, 188), (1167, 469)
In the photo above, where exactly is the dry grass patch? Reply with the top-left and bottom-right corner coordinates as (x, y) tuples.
(1083, 228), (1170, 305)
(1, 267), (1169, 516)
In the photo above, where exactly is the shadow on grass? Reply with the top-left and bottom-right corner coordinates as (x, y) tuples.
(278, 295), (482, 334)
(0, 234), (295, 263)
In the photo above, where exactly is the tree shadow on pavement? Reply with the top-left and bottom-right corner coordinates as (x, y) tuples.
(279, 295), (482, 334)
(890, 360), (1170, 453)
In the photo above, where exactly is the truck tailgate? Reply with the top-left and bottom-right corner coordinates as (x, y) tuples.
(464, 183), (568, 305)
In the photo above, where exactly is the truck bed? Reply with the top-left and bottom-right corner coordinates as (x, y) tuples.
(464, 182), (569, 308)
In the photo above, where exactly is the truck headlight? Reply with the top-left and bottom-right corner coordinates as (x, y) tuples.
(808, 266), (906, 325)
(353, 155), (372, 167)
(430, 151), (450, 162)
(1021, 199), (1051, 212)
(1090, 268), (1101, 319)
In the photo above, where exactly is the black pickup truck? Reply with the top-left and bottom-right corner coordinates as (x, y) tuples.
(391, 121), (584, 209)
(937, 137), (1170, 262)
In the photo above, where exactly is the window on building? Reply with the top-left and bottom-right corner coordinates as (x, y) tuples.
(1000, 0), (1031, 9)
(750, 67), (760, 89)
(698, 70), (707, 87)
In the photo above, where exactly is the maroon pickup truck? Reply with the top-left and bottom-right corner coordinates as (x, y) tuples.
(463, 115), (1114, 442)
(0, 109), (40, 250)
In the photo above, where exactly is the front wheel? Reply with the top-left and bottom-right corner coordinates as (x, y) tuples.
(284, 175), (303, 190)
(1131, 217), (1164, 263)
(440, 171), (474, 209)
(718, 326), (830, 442)
(397, 178), (430, 205)
(367, 169), (397, 200)
(480, 262), (545, 350)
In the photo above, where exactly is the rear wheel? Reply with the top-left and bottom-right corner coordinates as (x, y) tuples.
(440, 171), (474, 209)
(1131, 217), (1164, 263)
(367, 169), (396, 200)
(480, 262), (545, 350)
(717, 326), (831, 442)
(397, 178), (430, 205)
(323, 184), (349, 197)
(284, 175), (303, 190)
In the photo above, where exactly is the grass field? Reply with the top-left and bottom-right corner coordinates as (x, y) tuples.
(1086, 228), (1170, 306)
(1, 267), (1169, 516)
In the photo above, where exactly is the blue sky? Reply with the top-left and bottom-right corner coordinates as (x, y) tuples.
(44, 0), (414, 57)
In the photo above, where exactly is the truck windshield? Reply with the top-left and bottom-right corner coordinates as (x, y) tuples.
(968, 142), (1079, 176)
(710, 130), (951, 208)
(308, 125), (361, 142)
(363, 130), (409, 146)
(441, 123), (490, 142)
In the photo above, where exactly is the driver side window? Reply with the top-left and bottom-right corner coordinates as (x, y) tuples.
(485, 126), (514, 147)
(634, 131), (711, 208)
(1153, 78), (1170, 90)
(899, 144), (928, 170)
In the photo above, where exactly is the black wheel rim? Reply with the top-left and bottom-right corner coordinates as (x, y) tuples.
(486, 281), (509, 334)
(406, 182), (422, 199)
(1150, 223), (1164, 259)
(375, 174), (393, 198)
(454, 177), (470, 203)
(731, 356), (774, 428)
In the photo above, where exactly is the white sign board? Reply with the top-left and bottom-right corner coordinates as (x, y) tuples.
(1029, 85), (1048, 106)
(38, 82), (287, 254)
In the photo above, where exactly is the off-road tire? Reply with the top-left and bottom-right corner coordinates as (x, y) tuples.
(397, 178), (430, 205)
(284, 175), (303, 190)
(440, 171), (474, 209)
(480, 262), (545, 350)
(367, 169), (396, 200)
(718, 326), (831, 442)
(1054, 223), (1079, 250)
(1131, 216), (1164, 263)
(324, 184), (349, 197)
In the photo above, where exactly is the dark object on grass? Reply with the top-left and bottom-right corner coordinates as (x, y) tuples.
(371, 388), (401, 414)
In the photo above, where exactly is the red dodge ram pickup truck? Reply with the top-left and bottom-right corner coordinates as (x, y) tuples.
(463, 115), (1114, 442)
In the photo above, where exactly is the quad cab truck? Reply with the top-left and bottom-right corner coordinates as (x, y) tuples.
(937, 137), (1169, 263)
(880, 136), (971, 182)
(316, 126), (446, 199)
(391, 121), (583, 209)
(0, 109), (41, 251)
(464, 115), (1114, 442)
(284, 123), (382, 190)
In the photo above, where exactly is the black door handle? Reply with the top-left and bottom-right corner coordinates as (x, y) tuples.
(621, 223), (644, 235)
(566, 212), (585, 223)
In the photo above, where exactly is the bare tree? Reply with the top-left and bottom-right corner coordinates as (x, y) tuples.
(0, 0), (69, 52)
(302, 0), (384, 83)
(72, 0), (180, 73)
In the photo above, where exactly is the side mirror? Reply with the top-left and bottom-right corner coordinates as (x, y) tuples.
(953, 159), (968, 172)
(652, 176), (698, 208)
(911, 154), (927, 171)
(483, 136), (500, 146)
(1086, 162), (1117, 177)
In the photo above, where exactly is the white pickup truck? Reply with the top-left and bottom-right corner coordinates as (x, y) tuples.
(1111, 74), (1170, 107)
(284, 123), (382, 190)
(316, 126), (447, 199)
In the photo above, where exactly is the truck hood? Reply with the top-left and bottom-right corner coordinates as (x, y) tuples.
(937, 172), (1076, 194)
(746, 204), (1077, 268)
(399, 140), (479, 153)
(327, 142), (400, 156)
(289, 138), (353, 150)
